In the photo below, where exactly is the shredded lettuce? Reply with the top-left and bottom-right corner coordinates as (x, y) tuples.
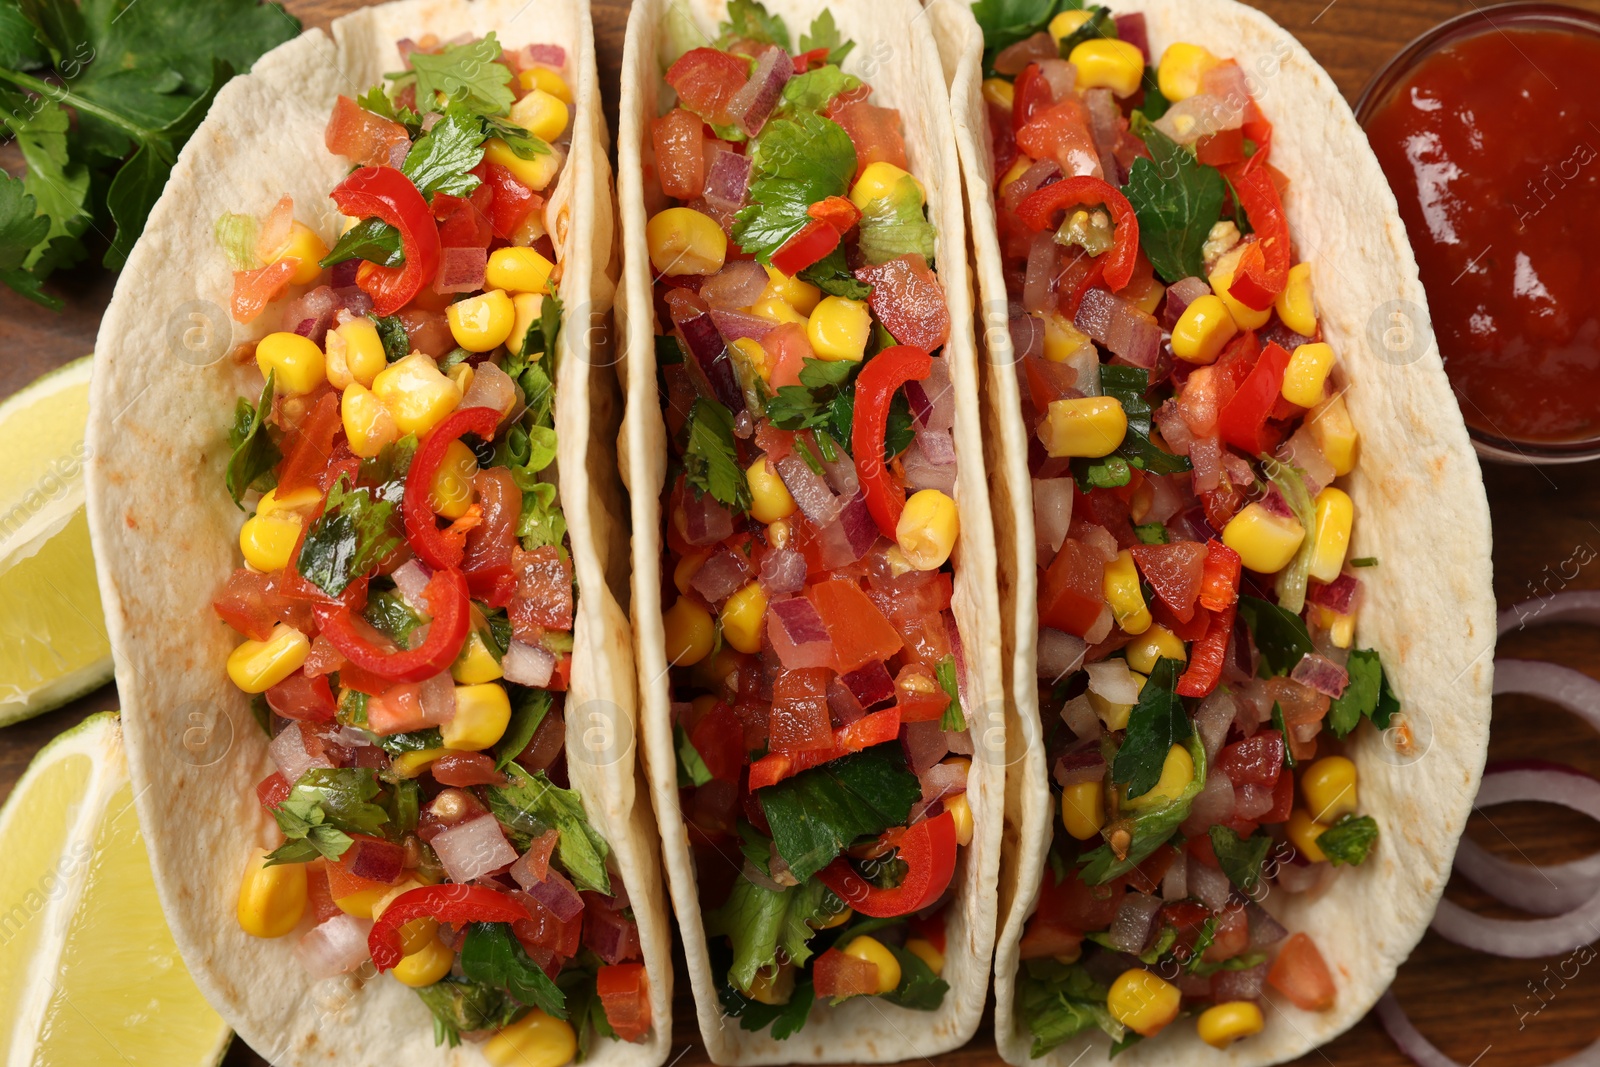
(1260, 454), (1316, 613)
(857, 176), (937, 266)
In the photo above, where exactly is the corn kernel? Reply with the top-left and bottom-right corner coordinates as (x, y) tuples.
(1282, 342), (1336, 409)
(256, 486), (322, 519)
(673, 548), (711, 597)
(748, 964), (796, 1005)
(720, 582), (768, 655)
(325, 317), (387, 389)
(1309, 393), (1358, 476)
(945, 791), (974, 846)
(1040, 396), (1127, 458)
(1198, 1001), (1265, 1049)
(453, 629), (505, 684)
(518, 66), (574, 105)
(332, 884), (389, 919)
(371, 880), (426, 924)
(813, 906), (853, 930)
(340, 382), (400, 458)
(663, 596), (715, 665)
(509, 88), (570, 142)
(646, 206), (727, 276)
(981, 77), (1015, 112)
(1061, 780), (1105, 841)
(1286, 807), (1328, 862)
(1048, 9), (1094, 43)
(484, 136), (562, 192)
(1222, 502), (1305, 574)
(1157, 42), (1221, 102)
(236, 848), (306, 938)
(1308, 486), (1353, 584)
(1125, 624), (1186, 674)
(483, 1009), (577, 1067)
(255, 331), (326, 396)
(429, 439), (480, 521)
(1276, 262), (1318, 337)
(1103, 549), (1152, 636)
(1124, 744), (1194, 811)
(239, 512), (301, 573)
(731, 336), (771, 383)
(761, 264), (821, 315)
(896, 489), (959, 571)
(372, 352), (462, 435)
(1070, 39), (1145, 98)
(1301, 755), (1358, 823)
(227, 623), (310, 693)
(447, 289), (517, 352)
(850, 161), (924, 211)
(393, 936), (456, 987)
(447, 361), (474, 395)
(1171, 294), (1238, 365)
(999, 154), (1034, 191)
(748, 456), (797, 523)
(442, 683), (513, 751)
(1041, 311), (1093, 364)
(392, 748), (448, 777)
(749, 296), (808, 328)
(507, 292), (546, 358)
(487, 246), (556, 294)
(841, 935), (901, 995)
(1330, 610), (1354, 648)
(1107, 969), (1182, 1037)
(260, 222), (328, 286)
(806, 295), (871, 362)
(1210, 249), (1271, 330)
(905, 937), (945, 976)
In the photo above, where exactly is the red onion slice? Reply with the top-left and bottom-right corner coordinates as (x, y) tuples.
(758, 546), (807, 596)
(703, 150), (752, 216)
(1377, 990), (1600, 1067)
(1161, 276), (1211, 329)
(503, 640), (555, 687)
(768, 597), (834, 670)
(728, 46), (791, 137)
(701, 260), (769, 309)
(690, 548), (754, 607)
(1075, 287), (1160, 368)
(1500, 589), (1600, 636)
(432, 814), (518, 884)
(710, 307), (774, 345)
(774, 455), (840, 526)
(434, 245), (488, 293)
(1107, 893), (1162, 955)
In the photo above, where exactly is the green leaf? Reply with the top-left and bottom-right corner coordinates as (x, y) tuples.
(937, 654), (967, 731)
(320, 217), (404, 269)
(780, 64), (859, 115)
(225, 372), (279, 508)
(0, 0), (49, 69)
(675, 722), (714, 787)
(1350, 556), (1379, 568)
(264, 767), (390, 865)
(516, 481), (567, 551)
(295, 474), (402, 597)
(1080, 734), (1207, 884)
(1271, 701), (1295, 769)
(13, 0), (85, 61)
(1098, 363), (1190, 475)
(1136, 67), (1170, 122)
(1327, 648), (1386, 738)
(357, 84), (422, 133)
(1054, 5), (1115, 56)
(1317, 813), (1379, 866)
(0, 168), (49, 270)
(882, 943), (949, 1010)
(705, 872), (835, 993)
(1015, 957), (1124, 1057)
(684, 397), (752, 512)
(508, 292), (563, 382)
(482, 114), (551, 160)
(373, 314), (410, 362)
(758, 743), (921, 881)
(798, 246), (871, 299)
(732, 110), (855, 261)
(485, 765), (611, 894)
(1260, 454), (1316, 613)
(80, 0), (297, 96)
(6, 99), (90, 272)
(1134, 521), (1168, 544)
(1122, 120), (1226, 284)
(1209, 824), (1272, 892)
(858, 177), (937, 267)
(715, 0), (790, 49)
(799, 10), (854, 66)
(362, 589), (422, 647)
(460, 922), (567, 1018)
(412, 977), (524, 1049)
(1237, 595), (1314, 676)
(403, 32), (514, 115)
(375, 727), (441, 756)
(1110, 658), (1190, 799)
(402, 104), (487, 198)
(496, 688), (552, 771)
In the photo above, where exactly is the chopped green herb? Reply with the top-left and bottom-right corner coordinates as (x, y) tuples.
(295, 474), (402, 597)
(413, 976), (523, 1049)
(1350, 556), (1379, 568)
(320, 216), (404, 269)
(937, 654), (967, 732)
(1123, 119), (1227, 283)
(799, 10), (855, 66)
(732, 110), (855, 261)
(1055, 6), (1116, 57)
(225, 372), (279, 508)
(263, 768), (390, 865)
(495, 688), (551, 771)
(1209, 824), (1272, 893)
(485, 765), (611, 893)
(715, 0), (791, 50)
(1098, 364), (1190, 475)
(1237, 595), (1314, 676)
(676, 722), (715, 787)
(758, 743), (921, 882)
(1317, 814), (1379, 866)
(460, 922), (566, 1018)
(684, 397), (752, 512)
(1111, 658), (1191, 799)
(401, 105), (486, 198)
(374, 314), (410, 362)
(397, 33), (515, 116)
(1015, 957), (1124, 1057)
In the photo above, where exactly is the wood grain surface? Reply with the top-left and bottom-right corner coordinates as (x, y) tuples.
(3, 1), (1599, 1064)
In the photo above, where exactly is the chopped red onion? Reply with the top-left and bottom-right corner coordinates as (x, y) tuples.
(1003, 159), (1062, 216)
(283, 286), (341, 347)
(521, 44), (566, 68)
(682, 489), (737, 545)
(919, 760), (968, 803)
(1038, 58), (1077, 103)
(391, 560), (433, 616)
(1053, 746), (1106, 787)
(583, 899), (641, 964)
(1107, 893), (1162, 955)
(758, 546), (808, 596)
(703, 150), (752, 216)
(668, 291), (744, 411)
(1213, 962), (1267, 1004)
(1032, 478), (1074, 555)
(1190, 436), (1223, 494)
(1155, 93), (1246, 145)
(1234, 782), (1275, 820)
(433, 815), (518, 884)
(418, 671), (456, 725)
(347, 836), (406, 883)
(1292, 652), (1350, 698)
(1083, 603), (1114, 644)
(510, 829), (559, 887)
(330, 259), (360, 288)
(1162, 855), (1188, 900)
(462, 361), (516, 417)
(827, 674), (866, 726)
(1084, 88), (1121, 182)
(690, 548), (754, 607)
(903, 431), (957, 494)
(775, 455), (840, 526)
(269, 723), (333, 784)
(729, 46), (792, 137)
(821, 447), (860, 497)
(1114, 14), (1150, 61)
(1086, 660), (1141, 706)
(1189, 855), (1234, 912)
(701, 260), (769, 309)
(1061, 692), (1098, 739)
(1009, 306), (1044, 361)
(946, 728), (974, 755)
(768, 597), (834, 670)
(837, 490), (879, 559)
(295, 914), (371, 979)
(1245, 902), (1288, 950)
(993, 31), (1056, 76)
(1160, 277), (1211, 330)
(1038, 628), (1088, 683)
(842, 661), (896, 711)
(916, 358), (955, 432)
(503, 640), (556, 687)
(901, 720), (950, 774)
(525, 867), (585, 922)
(1075, 288), (1161, 368)
(434, 245), (488, 293)
(1181, 767), (1235, 837)
(1308, 573), (1362, 615)
(710, 307), (774, 345)
(1024, 231), (1057, 315)
(1195, 689), (1236, 763)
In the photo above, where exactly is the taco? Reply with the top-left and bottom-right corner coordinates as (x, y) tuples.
(84, 2), (673, 1064)
(615, 0), (1006, 1060)
(929, 0), (1494, 1063)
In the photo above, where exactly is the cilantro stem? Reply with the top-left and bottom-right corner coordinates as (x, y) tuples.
(0, 67), (156, 139)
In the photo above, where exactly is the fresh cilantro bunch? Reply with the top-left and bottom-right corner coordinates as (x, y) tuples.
(0, 0), (301, 307)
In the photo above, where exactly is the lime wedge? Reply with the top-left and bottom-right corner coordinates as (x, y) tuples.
(0, 713), (230, 1065)
(0, 356), (113, 725)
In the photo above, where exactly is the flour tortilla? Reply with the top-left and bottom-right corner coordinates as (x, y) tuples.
(929, 1), (1495, 1063)
(84, 3), (673, 1064)
(616, 1), (1006, 1060)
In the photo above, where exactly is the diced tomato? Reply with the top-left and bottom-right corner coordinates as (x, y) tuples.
(1055, 244), (1107, 319)
(762, 323), (811, 390)
(214, 568), (312, 641)
(435, 183), (494, 249)
(894, 664), (949, 723)
(306, 866), (341, 923)
(276, 391), (341, 496)
(265, 670), (336, 722)
(1198, 482), (1247, 532)
(1048, 868), (1123, 931)
(256, 771), (291, 810)
(1204, 903), (1250, 962)
(338, 660), (391, 695)
(1018, 918), (1085, 961)
(813, 947), (880, 999)
(231, 259), (297, 323)
(549, 653), (572, 692)
(770, 218), (840, 276)
(1263, 769), (1294, 824)
(1195, 127), (1246, 167)
(596, 962), (652, 1042)
(1039, 538), (1107, 637)
(513, 890), (584, 964)
(1011, 63), (1053, 131)
(809, 579), (903, 674)
(1129, 541), (1207, 623)
(651, 106), (706, 200)
(325, 94), (409, 167)
(1160, 899), (1212, 957)
(365, 682), (430, 735)
(1199, 539), (1242, 611)
(1016, 99), (1101, 178)
(1129, 843), (1180, 894)
(508, 546), (574, 634)
(325, 857), (392, 903)
(827, 98), (908, 179)
(1176, 603), (1235, 698)
(1152, 598), (1210, 642)
(1023, 355), (1079, 413)
(1215, 730), (1284, 789)
(432, 752), (507, 787)
(688, 705), (745, 783)
(807, 195), (860, 234)
(1267, 933), (1337, 1011)
(1217, 341), (1292, 454)
(769, 667), (833, 754)
(480, 162), (541, 240)
(665, 48), (749, 125)
(855, 254), (950, 352)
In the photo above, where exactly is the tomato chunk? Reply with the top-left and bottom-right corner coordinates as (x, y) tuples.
(596, 962), (653, 1042)
(1039, 538), (1107, 637)
(1129, 541), (1207, 623)
(827, 98), (908, 179)
(809, 579), (903, 674)
(665, 48), (749, 126)
(769, 667), (833, 755)
(1215, 730), (1284, 789)
(1268, 932), (1337, 1011)
(651, 106), (706, 200)
(855, 254), (950, 352)
(813, 947), (880, 999)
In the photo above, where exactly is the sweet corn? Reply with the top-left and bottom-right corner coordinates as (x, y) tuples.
(324, 316), (387, 389)
(731, 337), (772, 383)
(393, 936), (456, 987)
(372, 352), (462, 435)
(483, 1010), (577, 1067)
(841, 935), (901, 995)
(664, 596), (715, 665)
(255, 332), (326, 396)
(806, 295), (872, 362)
(484, 137), (562, 192)
(896, 489), (959, 571)
(442, 683), (513, 751)
(486, 246), (556, 295)
(507, 292), (546, 358)
(1061, 780), (1106, 840)
(999, 154), (1035, 191)
(1048, 9), (1094, 43)
(509, 88), (569, 142)
(1088, 672), (1145, 730)
(332, 883), (389, 919)
(1209, 249), (1272, 330)
(1125, 624), (1186, 674)
(1286, 808), (1328, 862)
(371, 881), (426, 925)
(1301, 755), (1358, 823)
(1041, 311), (1093, 364)
(1040, 396), (1127, 458)
(761, 264), (821, 315)
(905, 938), (945, 976)
(1070, 39), (1145, 97)
(1222, 502), (1305, 574)
(1107, 969), (1182, 1037)
(392, 748), (448, 777)
(1308, 486), (1353, 584)
(1276, 262), (1318, 337)
(227, 623), (310, 693)
(341, 382), (400, 458)
(748, 457), (797, 523)
(1124, 744), (1194, 811)
(256, 486), (322, 519)
(1198, 1001), (1265, 1049)
(518, 66), (574, 104)
(448, 289), (517, 352)
(260, 221), (328, 286)
(453, 629), (505, 684)
(1103, 549), (1152, 635)
(747, 965), (797, 1005)
(447, 361), (475, 395)
(236, 848), (306, 938)
(1283, 342), (1336, 408)
(850, 161), (924, 211)
(813, 905), (853, 930)
(981, 77), (1015, 112)
(429, 439), (480, 520)
(673, 549), (711, 597)
(1308, 393), (1358, 476)
(945, 790), (974, 846)
(1171, 294), (1238, 365)
(646, 207), (727, 276)
(1157, 42), (1221, 102)
(239, 512), (302, 573)
(749, 296), (808, 327)
(720, 582), (768, 655)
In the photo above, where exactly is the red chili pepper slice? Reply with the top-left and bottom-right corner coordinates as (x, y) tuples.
(807, 195), (861, 235)
(1011, 63), (1052, 132)
(329, 166), (442, 316)
(314, 567), (471, 683)
(369, 883), (527, 971)
(1177, 603), (1236, 698)
(852, 345), (932, 538)
(1198, 539), (1242, 612)
(1015, 175), (1140, 292)
(817, 810), (958, 918)
(1220, 163), (1290, 310)
(1216, 341), (1291, 454)
(404, 406), (502, 570)
(769, 218), (841, 277)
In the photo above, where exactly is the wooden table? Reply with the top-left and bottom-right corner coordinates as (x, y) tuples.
(3, 1), (1599, 1063)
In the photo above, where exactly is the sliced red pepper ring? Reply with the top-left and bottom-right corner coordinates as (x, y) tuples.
(816, 810), (958, 918)
(369, 883), (527, 971)
(314, 567), (471, 684)
(329, 165), (442, 316)
(852, 345), (932, 538)
(1221, 163), (1290, 310)
(404, 406), (502, 570)
(1015, 175), (1140, 292)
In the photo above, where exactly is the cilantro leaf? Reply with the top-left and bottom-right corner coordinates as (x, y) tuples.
(715, 0), (790, 50)
(732, 110), (856, 261)
(401, 105), (486, 197)
(1209, 824), (1272, 892)
(460, 922), (567, 1019)
(799, 10), (855, 66)
(719, 974), (815, 1040)
(1122, 120), (1226, 283)
(482, 113), (551, 160)
(937, 654), (967, 731)
(373, 314), (410, 362)
(1327, 647), (1390, 737)
(705, 872), (835, 992)
(295, 474), (401, 597)
(799, 246), (871, 299)
(1317, 814), (1379, 866)
(495, 687), (551, 771)
(412, 977), (523, 1049)
(970, 0), (1083, 76)
(402, 33), (514, 115)
(1015, 957), (1124, 1058)
(264, 767), (390, 865)
(857, 176), (937, 266)
(320, 216), (404, 269)
(1110, 657), (1190, 799)
(780, 65), (860, 114)
(883, 943), (949, 1010)
(1055, 5), (1116, 56)
(684, 397), (752, 512)
(6, 99), (90, 274)
(758, 743), (921, 881)
(485, 765), (611, 894)
(357, 84), (422, 134)
(1237, 595), (1314, 676)
(225, 372), (279, 508)
(1099, 363), (1190, 475)
(1080, 734), (1207, 884)
(362, 588), (423, 647)
(676, 722), (715, 787)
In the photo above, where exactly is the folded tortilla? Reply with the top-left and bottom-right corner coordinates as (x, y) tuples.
(615, 0), (1007, 1061)
(926, 1), (1495, 1063)
(83, 2), (673, 1064)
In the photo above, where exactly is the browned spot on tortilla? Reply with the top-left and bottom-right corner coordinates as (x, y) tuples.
(125, 512), (137, 529)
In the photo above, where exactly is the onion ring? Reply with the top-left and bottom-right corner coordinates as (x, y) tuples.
(1452, 764), (1600, 915)
(1495, 658), (1600, 735)
(1499, 589), (1600, 636)
(1378, 990), (1600, 1067)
